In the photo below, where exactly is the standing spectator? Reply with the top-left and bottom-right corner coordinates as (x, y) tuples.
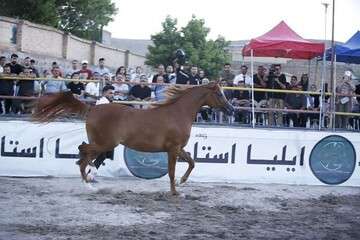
(285, 76), (307, 127)
(0, 65), (15, 114)
(42, 66), (68, 94)
(93, 58), (110, 76)
(356, 83), (360, 104)
(66, 60), (80, 77)
(188, 65), (201, 85)
(0, 56), (6, 74)
(166, 65), (176, 84)
(253, 65), (268, 103)
(234, 65), (252, 86)
(154, 75), (168, 102)
(253, 66), (268, 124)
(267, 64), (287, 126)
(15, 68), (35, 114)
(5, 53), (23, 75)
(175, 62), (190, 85)
(335, 74), (355, 129)
(220, 63), (235, 86)
(79, 60), (92, 79)
(152, 64), (169, 83)
(28, 58), (40, 77)
(22, 57), (39, 78)
(300, 74), (309, 91)
(306, 84), (321, 127)
(67, 72), (85, 98)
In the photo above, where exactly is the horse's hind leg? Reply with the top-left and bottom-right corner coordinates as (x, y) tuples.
(178, 149), (195, 184)
(168, 147), (181, 195)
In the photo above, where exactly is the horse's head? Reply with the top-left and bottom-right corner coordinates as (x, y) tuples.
(203, 81), (234, 115)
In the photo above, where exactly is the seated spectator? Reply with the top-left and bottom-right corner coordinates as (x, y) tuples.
(84, 72), (101, 100)
(96, 85), (115, 105)
(93, 58), (110, 76)
(115, 66), (126, 78)
(131, 66), (143, 81)
(102, 73), (112, 85)
(285, 76), (307, 127)
(66, 60), (79, 76)
(335, 73), (355, 129)
(0, 65), (15, 114)
(253, 65), (268, 124)
(232, 80), (250, 124)
(79, 60), (92, 79)
(112, 74), (130, 101)
(152, 64), (169, 83)
(154, 75), (168, 102)
(67, 72), (85, 98)
(41, 66), (67, 94)
(129, 77), (151, 108)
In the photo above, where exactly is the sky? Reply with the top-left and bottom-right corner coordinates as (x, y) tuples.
(105, 0), (360, 43)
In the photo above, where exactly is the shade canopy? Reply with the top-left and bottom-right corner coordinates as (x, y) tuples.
(242, 21), (325, 60)
(325, 31), (360, 64)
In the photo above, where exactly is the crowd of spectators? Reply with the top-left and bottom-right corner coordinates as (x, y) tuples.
(0, 53), (359, 130)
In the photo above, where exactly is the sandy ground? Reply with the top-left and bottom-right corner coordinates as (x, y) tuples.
(0, 176), (360, 240)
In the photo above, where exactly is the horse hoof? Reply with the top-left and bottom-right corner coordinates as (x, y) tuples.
(171, 190), (180, 196)
(180, 177), (187, 184)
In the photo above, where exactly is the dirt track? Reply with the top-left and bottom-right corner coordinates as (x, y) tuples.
(0, 176), (360, 240)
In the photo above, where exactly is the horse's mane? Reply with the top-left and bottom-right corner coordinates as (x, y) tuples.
(151, 85), (195, 108)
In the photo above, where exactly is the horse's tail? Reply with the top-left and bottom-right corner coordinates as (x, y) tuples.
(32, 91), (91, 123)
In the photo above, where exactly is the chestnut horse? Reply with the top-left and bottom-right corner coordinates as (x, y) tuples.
(32, 82), (234, 195)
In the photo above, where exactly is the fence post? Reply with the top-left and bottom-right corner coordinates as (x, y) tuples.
(90, 41), (96, 66)
(62, 33), (69, 59)
(16, 20), (24, 52)
(125, 50), (130, 68)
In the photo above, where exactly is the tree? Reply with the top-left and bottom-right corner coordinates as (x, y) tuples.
(55, 0), (117, 41)
(0, 0), (117, 41)
(0, 0), (59, 26)
(146, 16), (182, 67)
(146, 15), (231, 79)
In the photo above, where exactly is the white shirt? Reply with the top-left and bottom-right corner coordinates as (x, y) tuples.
(93, 66), (110, 76)
(0, 66), (3, 74)
(96, 96), (110, 105)
(85, 82), (100, 97)
(234, 73), (253, 86)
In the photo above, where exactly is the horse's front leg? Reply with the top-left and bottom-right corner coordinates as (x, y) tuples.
(167, 148), (181, 195)
(178, 149), (195, 184)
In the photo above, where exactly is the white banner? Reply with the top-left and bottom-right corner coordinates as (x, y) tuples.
(0, 120), (359, 186)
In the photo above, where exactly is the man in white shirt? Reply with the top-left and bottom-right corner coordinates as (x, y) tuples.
(234, 65), (252, 86)
(95, 85), (114, 105)
(93, 58), (110, 76)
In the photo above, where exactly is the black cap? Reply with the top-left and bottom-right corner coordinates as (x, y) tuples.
(99, 57), (105, 61)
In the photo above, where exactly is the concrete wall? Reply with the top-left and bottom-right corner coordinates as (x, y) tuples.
(0, 16), (146, 69)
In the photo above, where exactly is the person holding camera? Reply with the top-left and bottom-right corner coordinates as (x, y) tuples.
(267, 64), (287, 126)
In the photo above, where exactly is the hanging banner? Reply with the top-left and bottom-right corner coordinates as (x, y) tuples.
(0, 120), (359, 186)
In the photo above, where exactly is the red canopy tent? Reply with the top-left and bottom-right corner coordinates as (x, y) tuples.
(242, 21), (324, 59)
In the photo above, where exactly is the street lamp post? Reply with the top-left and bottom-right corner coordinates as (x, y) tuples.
(329, 0), (336, 129)
(319, 1), (329, 129)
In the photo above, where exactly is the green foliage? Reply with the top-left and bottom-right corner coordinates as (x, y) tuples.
(146, 15), (231, 79)
(0, 0), (117, 41)
(55, 0), (117, 41)
(0, 0), (59, 26)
